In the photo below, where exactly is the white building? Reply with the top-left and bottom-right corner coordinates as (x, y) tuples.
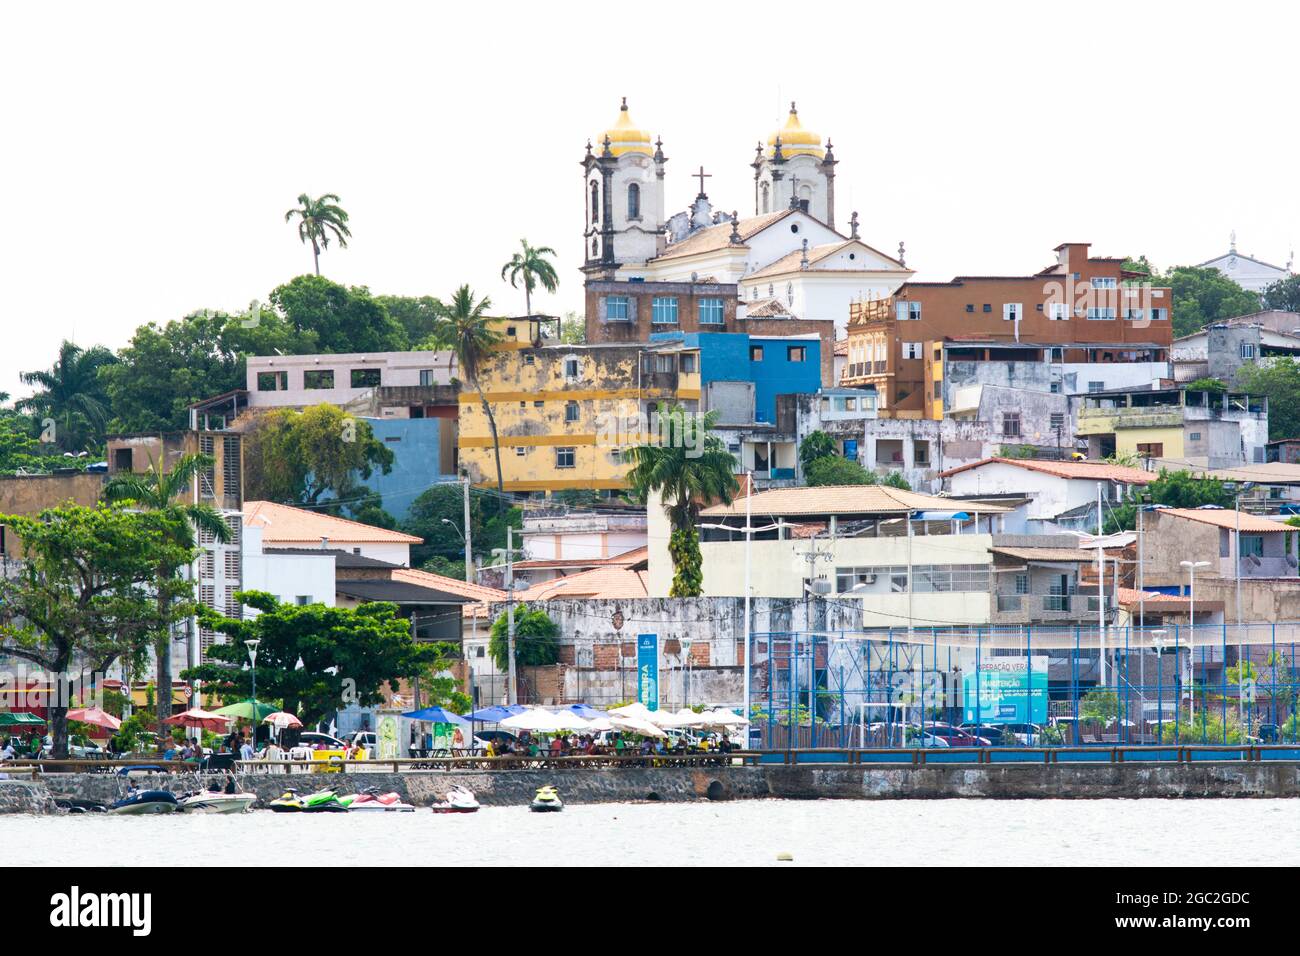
(514, 511), (648, 584)
(1199, 234), (1293, 294)
(245, 351), (457, 410)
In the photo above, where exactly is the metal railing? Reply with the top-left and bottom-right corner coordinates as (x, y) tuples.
(758, 745), (1300, 766)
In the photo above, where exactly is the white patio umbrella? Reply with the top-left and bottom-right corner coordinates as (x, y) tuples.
(501, 708), (587, 734)
(548, 710), (591, 732)
(611, 716), (667, 738)
(585, 717), (615, 732)
(609, 702), (657, 721)
(702, 708), (749, 728)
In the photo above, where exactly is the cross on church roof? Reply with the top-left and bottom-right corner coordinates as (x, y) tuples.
(693, 165), (711, 198)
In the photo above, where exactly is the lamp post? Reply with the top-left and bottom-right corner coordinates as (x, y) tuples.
(680, 635), (693, 709)
(245, 639), (261, 743)
(441, 517), (474, 584)
(1180, 560), (1211, 739)
(1150, 629), (1166, 742)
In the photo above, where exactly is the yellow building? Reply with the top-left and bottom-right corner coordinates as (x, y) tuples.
(459, 335), (698, 493)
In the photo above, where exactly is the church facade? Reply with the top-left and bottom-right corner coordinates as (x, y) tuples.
(1199, 233), (1294, 294)
(580, 100), (912, 339)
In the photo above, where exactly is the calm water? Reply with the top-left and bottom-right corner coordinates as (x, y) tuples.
(2, 799), (1297, 866)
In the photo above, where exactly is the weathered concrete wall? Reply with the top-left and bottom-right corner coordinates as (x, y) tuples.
(13, 760), (1298, 813)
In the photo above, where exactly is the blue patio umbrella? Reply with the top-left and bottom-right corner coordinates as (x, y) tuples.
(402, 706), (470, 727)
(565, 703), (606, 719)
(465, 705), (527, 723)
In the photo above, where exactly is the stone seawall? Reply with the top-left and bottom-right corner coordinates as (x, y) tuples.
(5, 761), (1297, 812)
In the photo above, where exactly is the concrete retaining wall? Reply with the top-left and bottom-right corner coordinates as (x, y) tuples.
(6, 760), (1296, 813)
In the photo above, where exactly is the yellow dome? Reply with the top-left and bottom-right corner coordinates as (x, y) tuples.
(767, 102), (824, 159)
(599, 98), (654, 158)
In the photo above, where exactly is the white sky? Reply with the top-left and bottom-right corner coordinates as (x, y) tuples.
(2, 1), (1297, 398)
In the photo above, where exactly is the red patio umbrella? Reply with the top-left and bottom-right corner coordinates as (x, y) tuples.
(164, 707), (233, 732)
(65, 707), (122, 731)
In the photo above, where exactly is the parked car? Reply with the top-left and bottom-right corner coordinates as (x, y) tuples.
(999, 723), (1044, 746)
(927, 723), (991, 747)
(959, 724), (1011, 746)
(295, 731), (349, 751)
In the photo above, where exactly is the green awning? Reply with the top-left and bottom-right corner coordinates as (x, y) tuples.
(0, 712), (47, 727)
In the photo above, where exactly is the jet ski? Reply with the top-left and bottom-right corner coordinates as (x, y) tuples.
(340, 787), (415, 812)
(268, 787), (307, 812)
(109, 787), (180, 815)
(300, 786), (348, 813)
(530, 785), (563, 812)
(430, 785), (480, 813)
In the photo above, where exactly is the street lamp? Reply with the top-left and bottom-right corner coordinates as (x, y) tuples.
(680, 635), (693, 709)
(1180, 560), (1211, 738)
(245, 639), (261, 744)
(1148, 628), (1166, 740)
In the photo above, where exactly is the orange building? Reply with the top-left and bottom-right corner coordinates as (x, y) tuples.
(842, 243), (1173, 419)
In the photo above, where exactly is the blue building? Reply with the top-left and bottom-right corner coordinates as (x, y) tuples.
(355, 417), (457, 522)
(649, 331), (822, 424)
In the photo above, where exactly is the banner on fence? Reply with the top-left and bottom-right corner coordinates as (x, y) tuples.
(960, 654), (1049, 724)
(637, 633), (659, 711)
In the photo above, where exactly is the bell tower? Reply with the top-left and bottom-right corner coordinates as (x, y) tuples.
(581, 98), (667, 275)
(752, 102), (837, 229)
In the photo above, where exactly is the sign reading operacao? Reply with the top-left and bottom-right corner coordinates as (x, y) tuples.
(961, 655), (1049, 724)
(637, 633), (659, 711)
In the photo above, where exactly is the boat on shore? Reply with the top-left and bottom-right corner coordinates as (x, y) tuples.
(110, 789), (180, 815)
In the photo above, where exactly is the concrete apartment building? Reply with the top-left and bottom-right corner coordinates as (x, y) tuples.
(1172, 321), (1300, 385)
(841, 242), (1173, 419)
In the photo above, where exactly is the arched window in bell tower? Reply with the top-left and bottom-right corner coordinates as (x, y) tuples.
(627, 183), (640, 220)
(761, 181), (770, 214)
(590, 181), (600, 224)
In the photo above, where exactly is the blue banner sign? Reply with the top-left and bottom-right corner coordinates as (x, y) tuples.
(637, 633), (659, 711)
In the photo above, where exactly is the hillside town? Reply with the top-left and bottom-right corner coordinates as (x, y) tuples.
(3, 99), (1300, 759)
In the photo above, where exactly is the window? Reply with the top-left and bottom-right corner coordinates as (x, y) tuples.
(750, 345), (764, 362)
(680, 353), (697, 373)
(555, 447), (576, 468)
(1136, 442), (1164, 458)
(895, 301), (922, 321)
(1086, 307), (1117, 320)
(699, 298), (724, 325)
(524, 354), (535, 365)
(1093, 277), (1117, 289)
(654, 354), (675, 373)
(1124, 308), (1145, 322)
(1150, 308), (1168, 321)
(787, 345), (806, 362)
(933, 381), (942, 399)
(982, 304), (992, 313)
(564, 357), (580, 379)
(834, 564), (990, 594)
(1240, 343), (1256, 359)
(303, 369), (334, 389)
(515, 446), (526, 457)
(256, 370), (287, 391)
(1050, 382), (1061, 393)
(1188, 431), (1202, 442)
(902, 342), (922, 360)
(965, 304), (974, 313)
(651, 296), (679, 324)
(1035, 303), (1044, 312)
(786, 283), (794, 306)
(590, 181), (599, 223)
(627, 182), (640, 219)
(295, 595), (311, 606)
(1240, 535), (1264, 558)
(1001, 412), (1021, 437)
(1003, 303), (1022, 322)
(1048, 302), (1069, 321)
(1088, 381), (1105, 392)
(1014, 574), (1030, 595)
(418, 369), (436, 386)
(1050, 412), (1065, 430)
(605, 295), (630, 321)
(533, 400), (543, 408)
(350, 368), (381, 388)
(565, 400), (579, 422)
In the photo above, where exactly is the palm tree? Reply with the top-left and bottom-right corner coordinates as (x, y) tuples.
(625, 406), (739, 596)
(428, 286), (506, 497)
(284, 193), (352, 275)
(103, 452), (232, 740)
(17, 340), (117, 452)
(500, 239), (559, 316)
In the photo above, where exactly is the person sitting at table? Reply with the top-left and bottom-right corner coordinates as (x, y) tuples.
(0, 738), (15, 761)
(549, 736), (563, 756)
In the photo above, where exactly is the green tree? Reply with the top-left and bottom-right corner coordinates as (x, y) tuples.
(401, 482), (521, 568)
(374, 294), (444, 346)
(1162, 265), (1260, 337)
(1079, 688), (1119, 723)
(1261, 274), (1300, 313)
(242, 404), (395, 509)
(805, 455), (875, 486)
(183, 591), (455, 726)
(488, 607), (559, 671)
(1238, 357), (1300, 441)
(880, 471), (912, 490)
(0, 505), (193, 756)
(559, 311), (586, 345)
(0, 409), (48, 475)
(419, 286), (506, 496)
(103, 452), (233, 738)
(1183, 377), (1228, 393)
(16, 340), (117, 452)
(798, 430), (836, 468)
(101, 308), (310, 432)
(1104, 469), (1235, 533)
(284, 192), (352, 276)
(271, 275), (407, 354)
(625, 405), (739, 597)
(500, 239), (559, 316)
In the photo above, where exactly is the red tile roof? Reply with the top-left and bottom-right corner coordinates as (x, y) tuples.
(242, 500), (422, 545)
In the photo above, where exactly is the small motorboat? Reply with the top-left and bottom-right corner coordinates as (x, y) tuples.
(530, 785), (563, 812)
(109, 788), (180, 815)
(178, 790), (257, 814)
(341, 787), (415, 812)
(430, 785), (480, 814)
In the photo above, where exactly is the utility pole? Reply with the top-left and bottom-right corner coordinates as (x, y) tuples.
(1097, 482), (1106, 688)
(506, 525), (517, 706)
(743, 473), (753, 732)
(462, 477), (473, 584)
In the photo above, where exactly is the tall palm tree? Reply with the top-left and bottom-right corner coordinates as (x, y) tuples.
(500, 239), (559, 316)
(103, 452), (232, 740)
(17, 340), (117, 452)
(625, 406), (739, 596)
(284, 193), (352, 275)
(428, 286), (506, 497)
